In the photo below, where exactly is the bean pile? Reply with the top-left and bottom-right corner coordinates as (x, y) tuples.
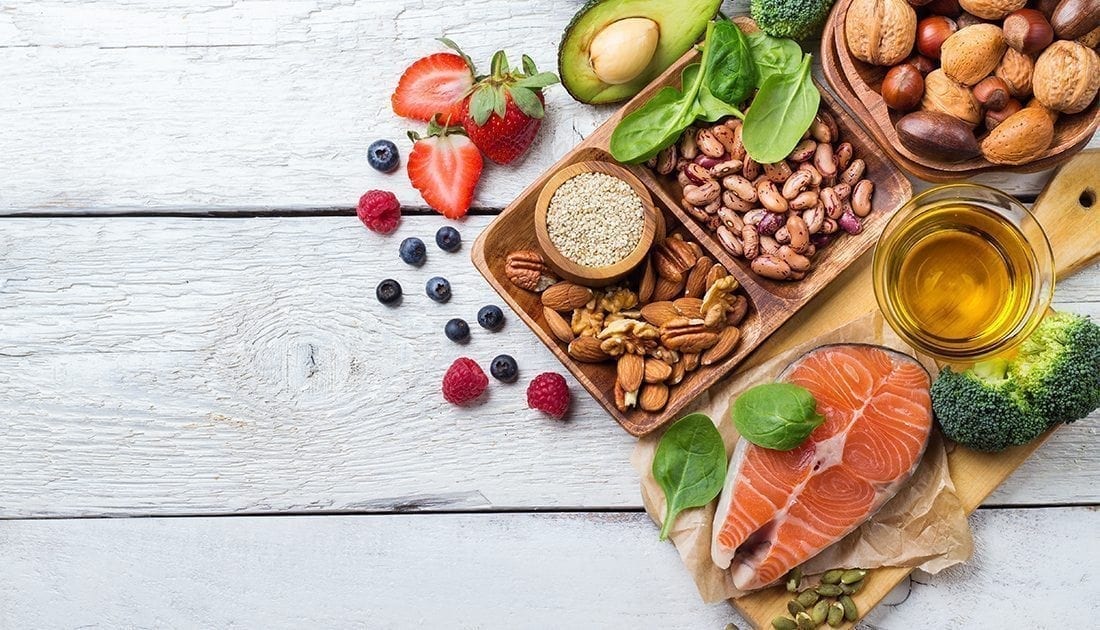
(648, 109), (875, 282)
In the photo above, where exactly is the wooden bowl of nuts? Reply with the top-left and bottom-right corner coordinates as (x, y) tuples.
(821, 0), (1099, 180)
(534, 160), (665, 286)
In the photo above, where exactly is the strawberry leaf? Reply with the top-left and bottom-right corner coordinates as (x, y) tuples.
(509, 86), (544, 119)
(492, 86), (507, 120)
(470, 87), (495, 127)
(522, 54), (538, 76)
(515, 72), (559, 90)
(490, 50), (509, 77)
(438, 37), (477, 75)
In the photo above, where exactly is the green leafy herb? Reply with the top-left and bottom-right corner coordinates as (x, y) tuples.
(652, 413), (728, 540)
(742, 54), (820, 164)
(731, 382), (824, 450)
(682, 64), (742, 122)
(703, 20), (757, 105)
(745, 31), (802, 84)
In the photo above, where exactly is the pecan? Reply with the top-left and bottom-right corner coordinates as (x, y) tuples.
(661, 318), (719, 353)
(505, 250), (556, 292)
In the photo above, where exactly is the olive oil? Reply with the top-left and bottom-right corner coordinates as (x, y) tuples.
(880, 203), (1038, 355)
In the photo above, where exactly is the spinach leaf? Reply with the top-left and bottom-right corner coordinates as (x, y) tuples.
(703, 20), (757, 106)
(609, 85), (703, 163)
(746, 32), (802, 85)
(652, 413), (728, 541)
(731, 382), (824, 451)
(742, 54), (820, 164)
(682, 64), (743, 122)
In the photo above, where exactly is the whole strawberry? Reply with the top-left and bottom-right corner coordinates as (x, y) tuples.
(527, 372), (570, 420)
(461, 51), (559, 165)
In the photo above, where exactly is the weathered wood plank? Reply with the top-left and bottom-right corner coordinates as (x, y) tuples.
(1, 508), (1093, 628)
(0, 216), (1096, 517)
(1, 0), (1093, 214)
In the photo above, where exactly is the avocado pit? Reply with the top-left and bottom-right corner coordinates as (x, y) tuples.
(589, 17), (660, 85)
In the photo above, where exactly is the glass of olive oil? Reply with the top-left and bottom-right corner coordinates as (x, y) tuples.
(873, 184), (1054, 361)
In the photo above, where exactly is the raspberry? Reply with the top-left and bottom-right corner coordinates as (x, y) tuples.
(442, 357), (488, 406)
(357, 190), (401, 234)
(527, 372), (570, 419)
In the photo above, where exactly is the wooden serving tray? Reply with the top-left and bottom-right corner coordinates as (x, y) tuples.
(726, 151), (1100, 628)
(821, 0), (1099, 182)
(472, 48), (912, 436)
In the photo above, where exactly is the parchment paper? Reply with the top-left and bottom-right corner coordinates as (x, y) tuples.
(630, 311), (974, 603)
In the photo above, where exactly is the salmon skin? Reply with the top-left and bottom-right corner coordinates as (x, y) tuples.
(711, 344), (932, 591)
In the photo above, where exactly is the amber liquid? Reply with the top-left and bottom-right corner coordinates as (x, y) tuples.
(885, 203), (1036, 352)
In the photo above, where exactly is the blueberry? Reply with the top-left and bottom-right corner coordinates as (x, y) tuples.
(367, 139), (400, 173)
(444, 318), (470, 343)
(436, 226), (462, 252)
(490, 354), (518, 383)
(477, 305), (505, 331)
(399, 237), (426, 266)
(375, 279), (402, 305)
(426, 276), (451, 303)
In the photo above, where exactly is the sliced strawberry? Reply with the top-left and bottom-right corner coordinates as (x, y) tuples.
(461, 51), (559, 165)
(407, 118), (483, 219)
(392, 52), (474, 123)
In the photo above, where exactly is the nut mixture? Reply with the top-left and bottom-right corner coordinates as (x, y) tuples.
(648, 111), (874, 282)
(505, 232), (749, 414)
(546, 171), (645, 268)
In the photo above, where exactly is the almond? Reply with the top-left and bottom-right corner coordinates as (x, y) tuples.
(617, 353), (645, 392)
(705, 263), (728, 291)
(643, 359), (673, 384)
(638, 258), (656, 302)
(542, 282), (594, 311)
(653, 276), (685, 302)
(543, 307), (575, 343)
(638, 383), (670, 412)
(681, 352), (701, 372)
(567, 336), (610, 363)
(941, 24), (1007, 86)
(669, 360), (686, 385)
(684, 256), (712, 298)
(701, 326), (742, 366)
(640, 301), (680, 327)
(674, 297), (704, 319)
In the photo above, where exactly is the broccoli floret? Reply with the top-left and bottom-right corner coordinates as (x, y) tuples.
(751, 0), (836, 41)
(931, 359), (1049, 452)
(1011, 311), (1100, 425)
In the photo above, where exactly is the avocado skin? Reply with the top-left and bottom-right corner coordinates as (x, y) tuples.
(558, 0), (723, 105)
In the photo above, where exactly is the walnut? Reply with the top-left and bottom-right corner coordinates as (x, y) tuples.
(571, 306), (605, 338)
(1033, 41), (1100, 114)
(597, 318), (659, 357)
(700, 276), (742, 329)
(845, 0), (917, 66)
(995, 48), (1034, 99)
(598, 286), (639, 314)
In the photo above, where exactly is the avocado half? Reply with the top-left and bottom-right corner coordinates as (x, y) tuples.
(559, 0), (723, 105)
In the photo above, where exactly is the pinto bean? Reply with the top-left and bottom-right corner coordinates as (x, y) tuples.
(716, 225), (744, 257)
(789, 190), (819, 210)
(781, 170), (812, 199)
(679, 129), (698, 160)
(778, 245), (812, 272)
(710, 159), (743, 178)
(833, 182), (851, 201)
(814, 141), (837, 178)
(696, 128), (724, 158)
(684, 162), (714, 185)
(786, 215), (811, 254)
(756, 180), (789, 213)
(742, 156), (761, 180)
(682, 202), (709, 223)
(802, 204), (825, 234)
(852, 179), (874, 217)
(788, 139), (817, 162)
(751, 255), (793, 280)
(759, 234), (781, 256)
(775, 226), (790, 244)
(711, 124), (739, 156)
(743, 208), (767, 226)
(721, 190), (754, 213)
(841, 158), (865, 187)
(656, 145), (678, 175)
(741, 225), (760, 259)
(798, 162), (823, 186)
(764, 161), (793, 183)
(836, 142), (853, 170)
(721, 175), (757, 202)
(693, 154), (723, 169)
(718, 206), (745, 231)
(684, 180), (719, 206)
(822, 217), (838, 234)
(821, 186), (844, 219)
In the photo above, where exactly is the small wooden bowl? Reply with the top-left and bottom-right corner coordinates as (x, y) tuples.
(534, 160), (664, 286)
(821, 0), (1099, 181)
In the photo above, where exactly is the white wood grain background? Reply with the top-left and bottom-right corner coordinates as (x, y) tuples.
(1, 0), (1098, 628)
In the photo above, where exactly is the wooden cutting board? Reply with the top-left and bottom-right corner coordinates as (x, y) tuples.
(729, 149), (1100, 628)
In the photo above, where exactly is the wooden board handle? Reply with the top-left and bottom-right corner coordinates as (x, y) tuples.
(1031, 149), (1100, 278)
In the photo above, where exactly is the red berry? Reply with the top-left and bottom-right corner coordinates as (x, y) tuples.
(442, 357), (489, 406)
(526, 372), (570, 420)
(357, 190), (401, 234)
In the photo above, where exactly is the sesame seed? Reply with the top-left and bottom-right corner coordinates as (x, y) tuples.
(546, 172), (645, 268)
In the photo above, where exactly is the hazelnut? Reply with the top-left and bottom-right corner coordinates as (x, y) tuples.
(973, 76), (1011, 110)
(882, 63), (926, 111)
(995, 47), (1034, 98)
(917, 16), (959, 59)
(984, 98), (1023, 129)
(588, 18), (660, 85)
(1051, 0), (1100, 40)
(1003, 9), (1054, 55)
(940, 24), (1007, 85)
(927, 0), (963, 16)
(845, 0), (918, 66)
(905, 53), (938, 75)
(1033, 40), (1100, 114)
(959, 0), (1025, 20)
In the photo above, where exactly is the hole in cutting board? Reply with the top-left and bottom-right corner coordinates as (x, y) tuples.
(1080, 188), (1095, 209)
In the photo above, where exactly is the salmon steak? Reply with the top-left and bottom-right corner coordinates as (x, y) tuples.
(711, 344), (933, 591)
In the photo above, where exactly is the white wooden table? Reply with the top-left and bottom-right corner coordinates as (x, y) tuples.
(2, 1), (1097, 627)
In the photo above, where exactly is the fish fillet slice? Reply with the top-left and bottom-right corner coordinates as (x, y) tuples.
(711, 344), (932, 590)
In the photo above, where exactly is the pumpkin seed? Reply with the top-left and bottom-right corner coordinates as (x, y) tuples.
(786, 567), (803, 592)
(811, 599), (830, 625)
(795, 611), (816, 630)
(771, 616), (797, 630)
(840, 580), (865, 595)
(796, 589), (820, 608)
(816, 583), (843, 597)
(826, 602), (845, 627)
(821, 569), (844, 585)
(840, 595), (858, 622)
(840, 569), (867, 584)
(787, 600), (806, 616)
